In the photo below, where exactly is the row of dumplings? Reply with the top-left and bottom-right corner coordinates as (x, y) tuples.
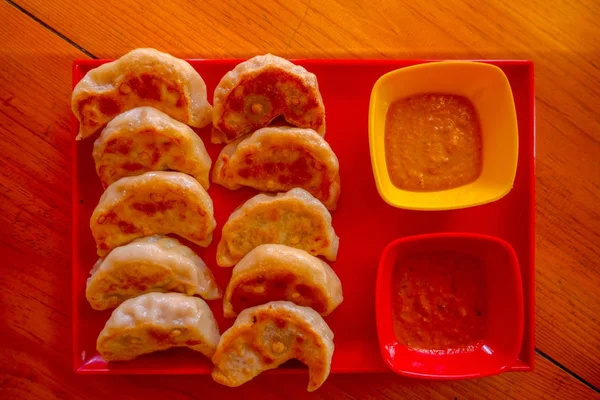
(209, 52), (344, 391)
(73, 49), (325, 144)
(73, 48), (342, 391)
(208, 53), (343, 391)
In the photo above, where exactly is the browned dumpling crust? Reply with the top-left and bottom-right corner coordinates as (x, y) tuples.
(86, 235), (221, 311)
(72, 48), (212, 140)
(97, 293), (220, 362)
(212, 126), (340, 210)
(90, 171), (215, 256)
(212, 301), (334, 392)
(223, 244), (343, 317)
(212, 54), (325, 144)
(93, 107), (211, 188)
(216, 188), (339, 267)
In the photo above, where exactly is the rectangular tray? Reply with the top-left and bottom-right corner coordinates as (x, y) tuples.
(73, 59), (535, 374)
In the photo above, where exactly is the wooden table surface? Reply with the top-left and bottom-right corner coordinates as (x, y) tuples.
(1, 0), (598, 398)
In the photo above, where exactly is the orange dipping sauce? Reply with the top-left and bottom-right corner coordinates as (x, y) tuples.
(391, 252), (487, 352)
(384, 94), (483, 191)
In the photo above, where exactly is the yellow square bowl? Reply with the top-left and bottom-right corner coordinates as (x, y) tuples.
(368, 61), (519, 210)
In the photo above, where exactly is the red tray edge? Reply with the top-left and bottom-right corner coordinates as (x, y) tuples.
(522, 60), (536, 371)
(73, 58), (534, 66)
(72, 61), (81, 374)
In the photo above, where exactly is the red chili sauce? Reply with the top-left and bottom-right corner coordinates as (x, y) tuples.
(391, 252), (487, 352)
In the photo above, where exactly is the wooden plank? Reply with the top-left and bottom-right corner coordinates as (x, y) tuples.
(0, 4), (84, 382)
(2, 0), (599, 393)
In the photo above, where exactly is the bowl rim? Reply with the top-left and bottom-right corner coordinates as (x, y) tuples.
(368, 61), (519, 211)
(375, 232), (525, 379)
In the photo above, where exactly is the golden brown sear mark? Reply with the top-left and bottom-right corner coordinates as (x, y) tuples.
(230, 273), (328, 315)
(218, 70), (322, 140)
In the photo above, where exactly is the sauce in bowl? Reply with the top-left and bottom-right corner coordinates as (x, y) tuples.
(384, 94), (483, 191)
(391, 252), (487, 352)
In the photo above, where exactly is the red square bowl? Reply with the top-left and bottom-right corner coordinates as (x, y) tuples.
(376, 232), (524, 379)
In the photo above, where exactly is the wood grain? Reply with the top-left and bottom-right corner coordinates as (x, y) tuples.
(0, 0), (599, 398)
(11, 0), (600, 386)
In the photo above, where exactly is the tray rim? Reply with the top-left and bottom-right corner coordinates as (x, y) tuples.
(71, 58), (535, 375)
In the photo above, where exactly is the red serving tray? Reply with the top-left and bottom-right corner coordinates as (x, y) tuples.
(72, 59), (535, 374)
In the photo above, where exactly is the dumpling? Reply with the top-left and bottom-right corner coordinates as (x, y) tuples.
(223, 244), (343, 317)
(97, 292), (220, 361)
(72, 48), (212, 140)
(86, 235), (221, 311)
(212, 54), (325, 144)
(93, 107), (212, 189)
(212, 126), (340, 210)
(91, 171), (216, 256)
(212, 301), (333, 391)
(216, 188), (339, 267)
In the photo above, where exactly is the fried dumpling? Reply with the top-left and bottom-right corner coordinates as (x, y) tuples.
(212, 301), (334, 391)
(212, 54), (325, 144)
(212, 126), (340, 210)
(72, 48), (212, 140)
(223, 244), (343, 318)
(93, 107), (212, 188)
(97, 292), (220, 361)
(86, 235), (221, 311)
(91, 171), (216, 256)
(216, 188), (339, 267)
